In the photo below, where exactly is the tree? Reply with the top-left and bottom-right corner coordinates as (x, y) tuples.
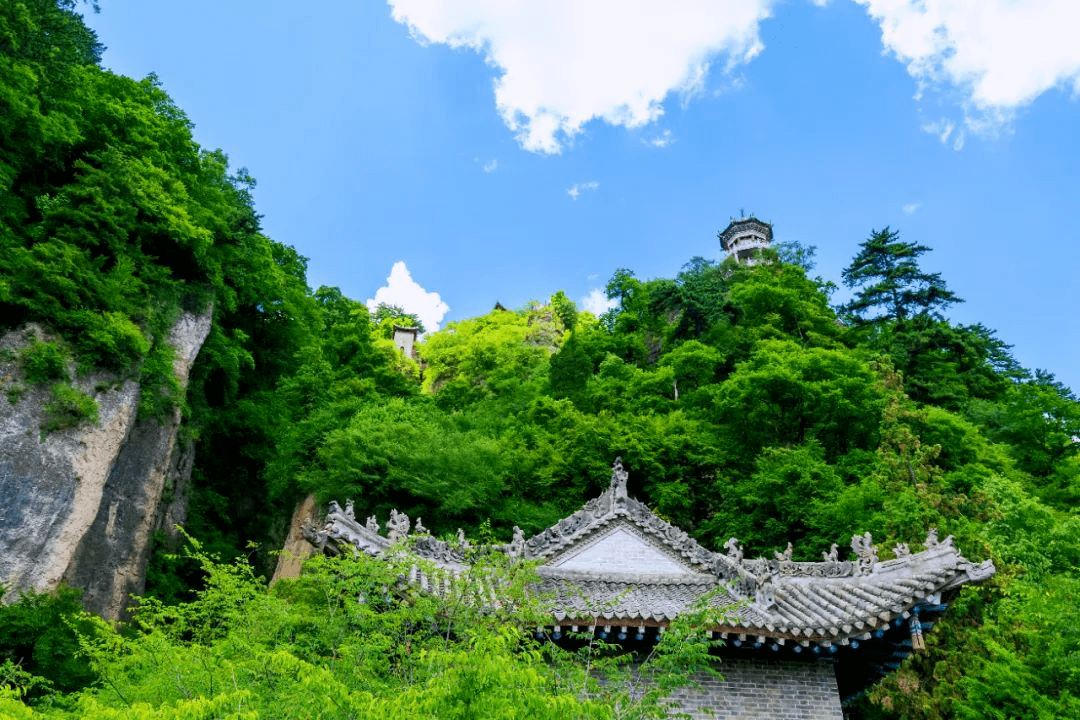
(840, 228), (962, 324)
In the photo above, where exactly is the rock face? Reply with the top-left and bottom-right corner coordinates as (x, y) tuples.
(0, 310), (212, 619)
(270, 494), (319, 585)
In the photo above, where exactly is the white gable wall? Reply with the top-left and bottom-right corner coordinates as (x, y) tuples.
(551, 526), (695, 574)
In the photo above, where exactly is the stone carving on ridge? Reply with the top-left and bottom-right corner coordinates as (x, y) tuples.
(724, 537), (744, 562)
(410, 534), (467, 567)
(508, 526), (525, 558)
(387, 509), (410, 541)
(851, 532), (878, 575)
(304, 500), (390, 558)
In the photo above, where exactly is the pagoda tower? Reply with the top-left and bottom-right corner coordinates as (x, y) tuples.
(719, 217), (773, 265)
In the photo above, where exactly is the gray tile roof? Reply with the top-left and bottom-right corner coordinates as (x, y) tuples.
(306, 459), (994, 647)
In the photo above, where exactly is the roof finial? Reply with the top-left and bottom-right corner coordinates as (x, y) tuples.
(610, 457), (628, 499)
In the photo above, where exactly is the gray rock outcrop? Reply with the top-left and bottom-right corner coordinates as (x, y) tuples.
(0, 310), (212, 619)
(270, 494), (319, 585)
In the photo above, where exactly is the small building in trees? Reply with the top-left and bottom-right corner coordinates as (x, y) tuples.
(305, 459), (994, 719)
(392, 324), (420, 360)
(719, 217), (773, 265)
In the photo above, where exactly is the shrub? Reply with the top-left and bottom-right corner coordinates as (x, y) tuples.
(42, 383), (99, 434)
(137, 344), (182, 420)
(0, 587), (100, 702)
(72, 311), (150, 373)
(20, 341), (69, 385)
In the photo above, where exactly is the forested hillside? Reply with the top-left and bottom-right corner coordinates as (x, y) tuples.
(2, 3), (1079, 718)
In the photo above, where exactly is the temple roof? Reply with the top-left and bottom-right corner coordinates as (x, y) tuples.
(306, 458), (994, 649)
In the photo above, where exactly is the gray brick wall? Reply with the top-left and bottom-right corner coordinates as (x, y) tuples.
(666, 659), (843, 719)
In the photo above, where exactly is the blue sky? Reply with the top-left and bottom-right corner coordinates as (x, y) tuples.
(84, 1), (1079, 391)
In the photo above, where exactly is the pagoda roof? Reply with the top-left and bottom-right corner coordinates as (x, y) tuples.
(718, 217), (773, 250)
(306, 459), (994, 650)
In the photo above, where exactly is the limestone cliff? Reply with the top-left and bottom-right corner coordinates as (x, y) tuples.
(0, 310), (212, 619)
(270, 494), (319, 585)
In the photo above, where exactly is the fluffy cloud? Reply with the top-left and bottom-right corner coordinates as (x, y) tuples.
(366, 261), (450, 332)
(567, 180), (599, 200)
(388, 0), (773, 153)
(902, 202), (920, 214)
(855, 0), (1080, 141)
(581, 288), (618, 316)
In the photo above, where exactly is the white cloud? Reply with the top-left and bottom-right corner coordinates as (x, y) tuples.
(567, 180), (599, 200)
(902, 202), (920, 215)
(388, 0), (773, 154)
(366, 261), (450, 332)
(581, 288), (618, 316)
(855, 0), (1080, 142)
(644, 129), (675, 148)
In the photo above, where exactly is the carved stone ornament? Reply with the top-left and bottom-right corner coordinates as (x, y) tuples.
(893, 542), (911, 558)
(924, 528), (955, 550)
(725, 537), (744, 562)
(410, 535), (467, 567)
(366, 515), (380, 533)
(823, 543), (839, 562)
(610, 456), (629, 499)
(774, 542), (793, 562)
(851, 531), (878, 575)
(344, 499), (355, 520)
(387, 509), (410, 542)
(414, 517), (428, 535)
(509, 526), (525, 557)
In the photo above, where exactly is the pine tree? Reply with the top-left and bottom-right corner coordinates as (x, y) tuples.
(840, 227), (962, 323)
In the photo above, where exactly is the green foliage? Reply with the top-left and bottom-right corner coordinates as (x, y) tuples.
(6, 539), (722, 719)
(136, 343), (182, 420)
(6, 382), (27, 405)
(0, 586), (101, 702)
(42, 382), (98, 433)
(419, 306), (558, 408)
(296, 397), (509, 530)
(74, 310), (150, 374)
(711, 339), (886, 466)
(20, 339), (69, 384)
